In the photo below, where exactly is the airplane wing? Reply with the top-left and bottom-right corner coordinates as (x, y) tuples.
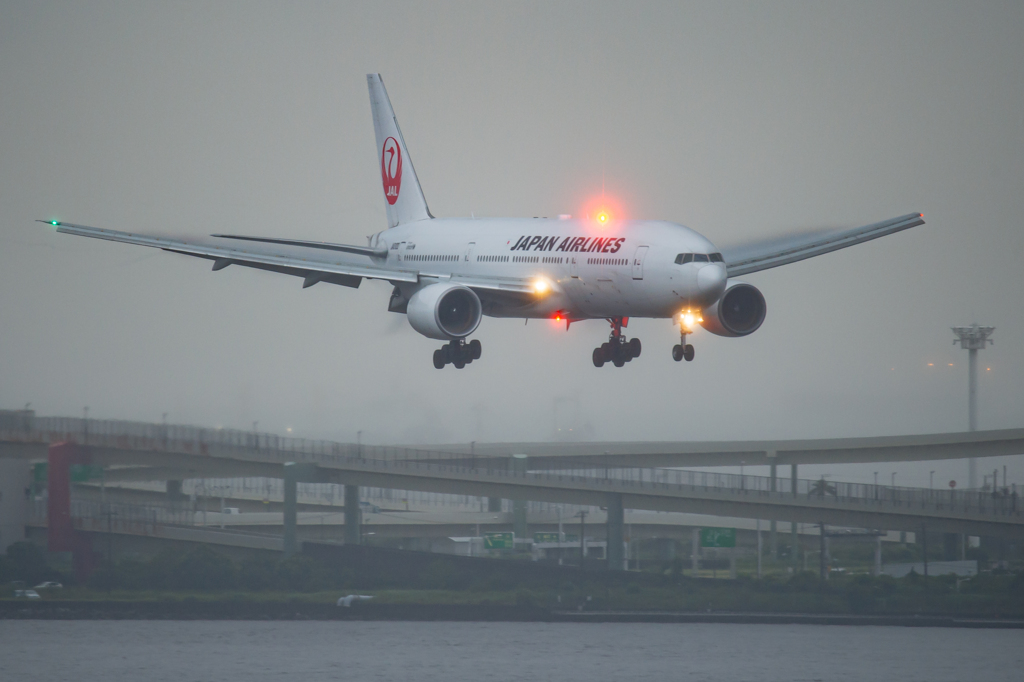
(720, 213), (924, 278)
(42, 220), (537, 296)
(43, 220), (416, 288)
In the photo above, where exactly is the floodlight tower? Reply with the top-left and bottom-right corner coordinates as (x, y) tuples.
(952, 324), (995, 489)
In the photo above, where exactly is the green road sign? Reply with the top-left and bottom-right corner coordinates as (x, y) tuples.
(483, 532), (515, 549)
(700, 527), (736, 548)
(533, 532), (560, 544)
(70, 464), (104, 482)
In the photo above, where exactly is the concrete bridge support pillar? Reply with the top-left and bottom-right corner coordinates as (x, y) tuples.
(47, 442), (95, 581)
(487, 497), (503, 513)
(283, 464), (299, 557)
(283, 462), (322, 557)
(511, 455), (528, 540)
(0, 457), (32, 554)
(691, 528), (700, 576)
(166, 480), (183, 499)
(874, 535), (882, 576)
(606, 493), (625, 571)
(344, 484), (361, 546)
(769, 464), (778, 560)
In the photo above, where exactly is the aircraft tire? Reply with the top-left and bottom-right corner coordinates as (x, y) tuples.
(683, 344), (695, 362)
(453, 358), (466, 369)
(629, 338), (641, 358)
(613, 357), (625, 368)
(601, 343), (614, 362)
(672, 344), (684, 362)
(592, 348), (605, 367)
(468, 339), (482, 360)
(433, 349), (446, 369)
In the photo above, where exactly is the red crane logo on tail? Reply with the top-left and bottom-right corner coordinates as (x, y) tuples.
(381, 136), (402, 205)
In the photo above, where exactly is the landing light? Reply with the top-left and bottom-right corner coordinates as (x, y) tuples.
(597, 212), (608, 224)
(679, 310), (702, 329)
(533, 279), (550, 295)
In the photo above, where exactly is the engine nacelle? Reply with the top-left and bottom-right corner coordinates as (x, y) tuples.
(406, 283), (482, 340)
(700, 281), (766, 337)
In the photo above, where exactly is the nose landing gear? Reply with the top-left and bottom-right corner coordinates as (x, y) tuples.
(592, 318), (641, 368)
(672, 330), (695, 362)
(433, 339), (481, 369)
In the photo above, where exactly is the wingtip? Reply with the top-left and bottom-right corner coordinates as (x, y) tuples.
(36, 219), (61, 227)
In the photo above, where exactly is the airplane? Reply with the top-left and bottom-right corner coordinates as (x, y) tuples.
(41, 74), (924, 370)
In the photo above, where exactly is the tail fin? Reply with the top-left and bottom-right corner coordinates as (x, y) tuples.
(367, 74), (432, 228)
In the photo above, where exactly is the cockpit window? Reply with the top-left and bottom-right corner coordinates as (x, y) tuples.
(676, 252), (723, 264)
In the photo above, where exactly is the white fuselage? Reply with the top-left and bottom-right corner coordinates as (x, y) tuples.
(378, 217), (728, 320)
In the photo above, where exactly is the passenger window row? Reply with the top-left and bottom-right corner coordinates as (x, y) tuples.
(477, 255), (510, 262)
(586, 257), (628, 265)
(408, 254), (459, 262)
(675, 252), (724, 264)
(513, 256), (539, 263)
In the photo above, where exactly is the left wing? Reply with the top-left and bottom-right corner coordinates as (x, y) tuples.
(720, 213), (924, 278)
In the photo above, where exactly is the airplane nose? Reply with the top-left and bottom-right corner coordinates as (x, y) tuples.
(697, 264), (727, 297)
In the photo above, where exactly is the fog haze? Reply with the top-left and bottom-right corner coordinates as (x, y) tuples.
(2, 2), (1022, 486)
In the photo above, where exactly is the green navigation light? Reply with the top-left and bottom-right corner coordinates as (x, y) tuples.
(50, 221), (59, 225)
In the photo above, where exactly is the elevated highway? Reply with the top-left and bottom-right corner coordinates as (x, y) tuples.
(414, 430), (1024, 469)
(2, 413), (1022, 575)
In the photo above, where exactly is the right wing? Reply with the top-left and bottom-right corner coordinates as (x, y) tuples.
(45, 221), (417, 288)
(44, 220), (538, 298)
(721, 213), (924, 277)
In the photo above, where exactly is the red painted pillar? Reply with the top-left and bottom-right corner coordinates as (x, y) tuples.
(47, 442), (95, 581)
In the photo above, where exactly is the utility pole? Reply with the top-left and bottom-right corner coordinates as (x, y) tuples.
(952, 325), (994, 489)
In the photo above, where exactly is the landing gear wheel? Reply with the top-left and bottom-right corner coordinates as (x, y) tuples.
(592, 348), (605, 368)
(600, 342), (613, 362)
(683, 344), (695, 362)
(613, 357), (625, 368)
(628, 338), (642, 358)
(672, 344), (683, 362)
(432, 339), (482, 369)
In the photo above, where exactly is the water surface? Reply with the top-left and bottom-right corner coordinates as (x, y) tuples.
(2, 621), (1019, 681)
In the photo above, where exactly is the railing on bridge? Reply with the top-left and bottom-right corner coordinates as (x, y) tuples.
(7, 415), (1022, 522)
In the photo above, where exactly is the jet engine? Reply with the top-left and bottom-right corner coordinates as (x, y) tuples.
(700, 281), (766, 337)
(406, 283), (482, 340)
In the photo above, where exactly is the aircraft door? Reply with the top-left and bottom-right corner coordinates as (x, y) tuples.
(465, 242), (476, 263)
(631, 246), (649, 280)
(570, 255), (579, 278)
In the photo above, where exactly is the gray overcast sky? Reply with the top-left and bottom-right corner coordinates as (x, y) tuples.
(1, 2), (1022, 486)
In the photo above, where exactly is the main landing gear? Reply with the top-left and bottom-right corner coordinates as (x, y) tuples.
(592, 318), (641, 368)
(672, 331), (695, 362)
(433, 339), (481, 369)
